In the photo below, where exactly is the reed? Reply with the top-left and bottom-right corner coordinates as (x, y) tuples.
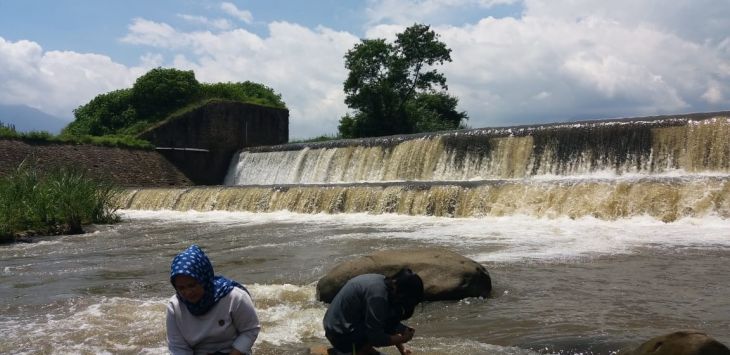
(0, 161), (121, 243)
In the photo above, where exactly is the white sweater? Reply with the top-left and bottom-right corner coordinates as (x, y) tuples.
(166, 287), (261, 355)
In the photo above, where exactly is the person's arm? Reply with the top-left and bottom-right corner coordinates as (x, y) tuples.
(364, 296), (394, 347)
(166, 301), (194, 355)
(387, 326), (414, 347)
(230, 289), (261, 355)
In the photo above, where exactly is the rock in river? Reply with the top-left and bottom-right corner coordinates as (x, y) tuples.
(316, 247), (492, 303)
(621, 331), (730, 355)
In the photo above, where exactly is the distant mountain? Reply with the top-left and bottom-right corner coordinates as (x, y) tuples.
(0, 104), (70, 134)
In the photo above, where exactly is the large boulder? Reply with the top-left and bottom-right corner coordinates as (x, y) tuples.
(316, 248), (492, 303)
(621, 331), (730, 355)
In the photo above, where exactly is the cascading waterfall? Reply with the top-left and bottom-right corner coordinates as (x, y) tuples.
(224, 116), (730, 184)
(123, 114), (730, 221)
(120, 177), (730, 222)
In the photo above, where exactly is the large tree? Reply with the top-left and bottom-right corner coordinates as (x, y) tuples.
(338, 24), (467, 138)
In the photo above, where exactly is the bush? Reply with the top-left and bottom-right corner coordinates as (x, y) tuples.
(0, 121), (17, 137)
(289, 134), (339, 143)
(64, 89), (136, 136)
(0, 161), (121, 243)
(201, 82), (286, 109)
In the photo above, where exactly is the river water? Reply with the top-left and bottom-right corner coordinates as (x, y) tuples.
(1, 210), (729, 354)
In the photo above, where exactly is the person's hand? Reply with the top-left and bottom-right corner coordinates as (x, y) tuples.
(228, 349), (244, 355)
(396, 343), (412, 355)
(401, 327), (415, 343)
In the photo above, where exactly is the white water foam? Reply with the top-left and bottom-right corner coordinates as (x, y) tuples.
(121, 210), (730, 264)
(248, 283), (326, 346)
(0, 283), (330, 354)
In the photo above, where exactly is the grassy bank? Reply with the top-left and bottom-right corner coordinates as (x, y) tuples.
(0, 162), (121, 243)
(0, 122), (154, 149)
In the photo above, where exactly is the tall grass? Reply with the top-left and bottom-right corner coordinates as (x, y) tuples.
(0, 161), (121, 243)
(1, 120), (154, 149)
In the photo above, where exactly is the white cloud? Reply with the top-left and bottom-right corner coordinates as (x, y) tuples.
(178, 14), (233, 30)
(0, 36), (152, 119)
(168, 22), (359, 138)
(702, 82), (724, 104)
(221, 2), (253, 24)
(121, 18), (182, 48)
(365, 1), (730, 127)
(365, 0), (519, 27)
(523, 0), (730, 44)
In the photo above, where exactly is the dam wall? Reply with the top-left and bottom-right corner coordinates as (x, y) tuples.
(123, 111), (730, 221)
(140, 100), (289, 185)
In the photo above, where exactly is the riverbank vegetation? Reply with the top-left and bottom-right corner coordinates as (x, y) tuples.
(0, 122), (154, 148)
(0, 162), (121, 243)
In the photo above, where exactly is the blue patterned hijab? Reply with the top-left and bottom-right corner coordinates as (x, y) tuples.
(170, 245), (247, 316)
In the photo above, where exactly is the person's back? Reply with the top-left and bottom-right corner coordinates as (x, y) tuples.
(322, 270), (423, 355)
(324, 273), (391, 347)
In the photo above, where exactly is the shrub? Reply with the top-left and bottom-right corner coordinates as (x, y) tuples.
(0, 161), (121, 243)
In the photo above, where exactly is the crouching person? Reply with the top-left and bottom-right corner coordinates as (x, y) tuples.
(166, 245), (260, 355)
(323, 268), (424, 355)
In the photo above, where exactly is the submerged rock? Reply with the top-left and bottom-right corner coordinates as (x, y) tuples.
(316, 247), (492, 303)
(622, 331), (730, 355)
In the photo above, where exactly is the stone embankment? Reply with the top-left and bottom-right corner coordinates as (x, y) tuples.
(0, 139), (192, 187)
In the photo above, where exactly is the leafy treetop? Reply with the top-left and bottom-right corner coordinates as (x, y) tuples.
(339, 23), (467, 138)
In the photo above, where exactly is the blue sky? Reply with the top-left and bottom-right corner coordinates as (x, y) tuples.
(1, 0), (729, 138)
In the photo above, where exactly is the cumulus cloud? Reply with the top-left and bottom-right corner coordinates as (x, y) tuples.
(177, 14), (233, 30)
(0, 36), (152, 119)
(365, 0), (519, 27)
(364, 0), (730, 127)
(166, 22), (359, 138)
(121, 18), (182, 48)
(523, 0), (730, 44)
(221, 2), (253, 24)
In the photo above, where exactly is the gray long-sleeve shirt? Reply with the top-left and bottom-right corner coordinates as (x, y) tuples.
(323, 274), (394, 347)
(166, 287), (260, 355)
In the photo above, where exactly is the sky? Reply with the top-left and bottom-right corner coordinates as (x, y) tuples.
(1, 0), (729, 139)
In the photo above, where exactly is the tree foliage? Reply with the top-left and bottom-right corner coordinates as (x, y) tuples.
(339, 24), (467, 138)
(64, 68), (286, 138)
(65, 89), (136, 136)
(131, 68), (201, 121)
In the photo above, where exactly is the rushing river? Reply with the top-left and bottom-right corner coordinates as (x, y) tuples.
(1, 210), (729, 354)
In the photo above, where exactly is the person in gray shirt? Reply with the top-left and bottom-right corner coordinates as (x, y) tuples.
(323, 268), (424, 355)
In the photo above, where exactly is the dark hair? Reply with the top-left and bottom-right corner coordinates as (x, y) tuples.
(389, 268), (424, 320)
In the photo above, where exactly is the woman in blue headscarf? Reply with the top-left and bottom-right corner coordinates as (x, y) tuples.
(166, 245), (260, 355)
